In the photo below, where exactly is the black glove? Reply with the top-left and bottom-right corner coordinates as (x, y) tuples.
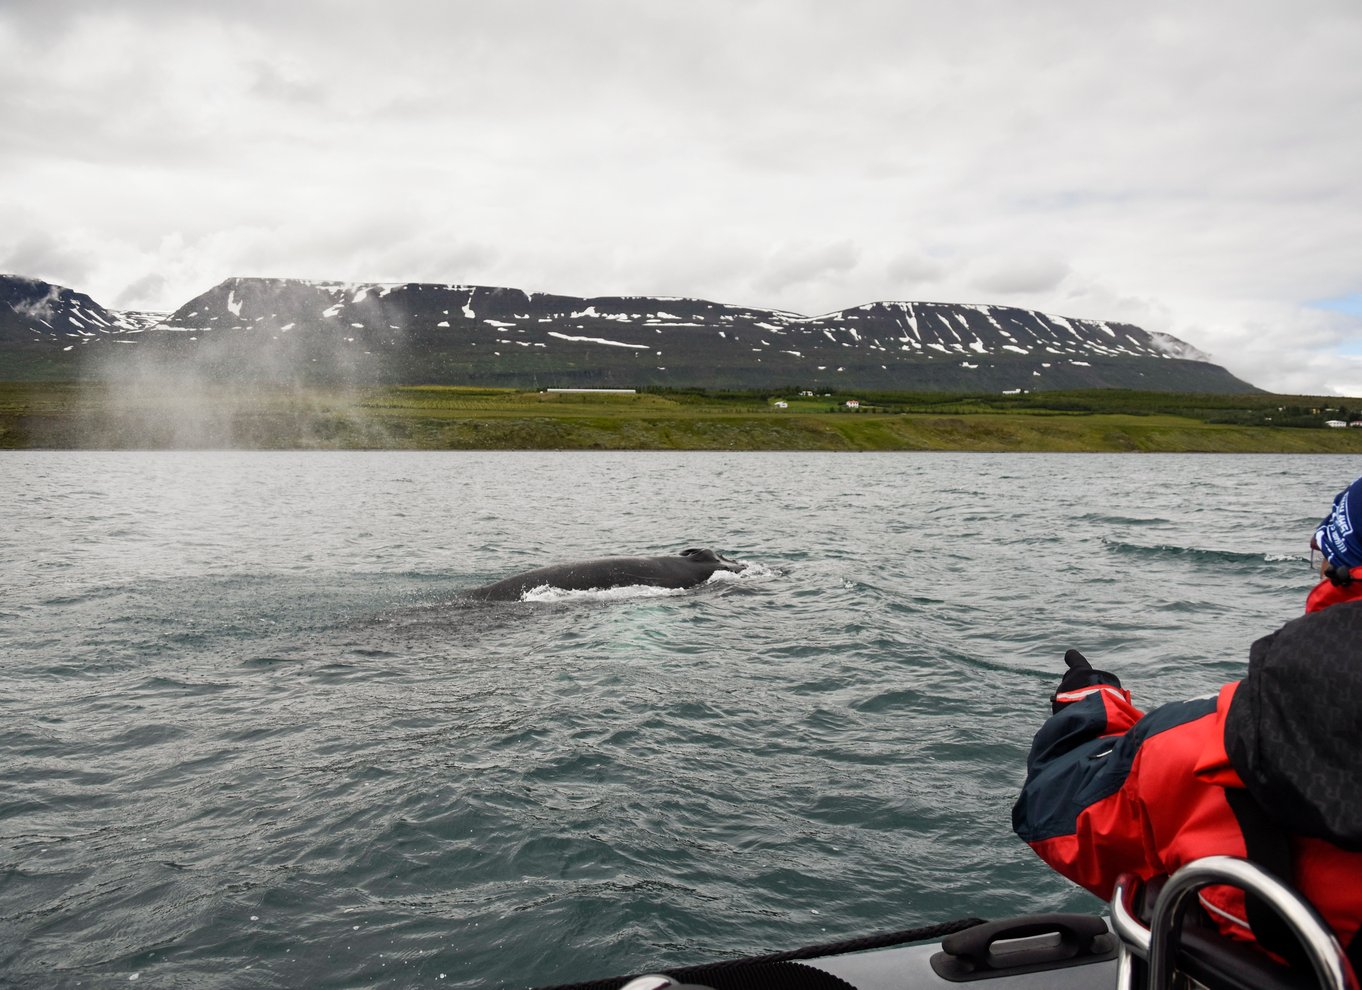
(1051, 649), (1123, 713)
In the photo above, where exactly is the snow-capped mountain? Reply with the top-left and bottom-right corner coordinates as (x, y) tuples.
(1, 274), (1257, 392)
(0, 275), (160, 348)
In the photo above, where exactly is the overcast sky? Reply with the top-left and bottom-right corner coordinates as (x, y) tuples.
(3, 1), (1361, 394)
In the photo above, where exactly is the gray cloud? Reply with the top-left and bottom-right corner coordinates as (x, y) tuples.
(114, 272), (166, 309)
(885, 251), (947, 295)
(753, 241), (862, 299)
(967, 256), (1072, 297)
(2, 0), (1360, 392)
(0, 231), (94, 289)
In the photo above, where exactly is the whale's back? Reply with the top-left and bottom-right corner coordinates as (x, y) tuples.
(464, 549), (743, 601)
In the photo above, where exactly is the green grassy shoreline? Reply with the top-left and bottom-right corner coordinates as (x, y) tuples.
(5, 381), (1362, 453)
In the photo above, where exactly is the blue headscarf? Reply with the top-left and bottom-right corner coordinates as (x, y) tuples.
(1314, 476), (1362, 568)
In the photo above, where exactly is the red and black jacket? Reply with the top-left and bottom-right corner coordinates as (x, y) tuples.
(1012, 580), (1362, 954)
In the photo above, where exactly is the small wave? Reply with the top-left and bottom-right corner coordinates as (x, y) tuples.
(132, 675), (231, 695)
(39, 586), (129, 607)
(1077, 513), (1171, 526)
(705, 569), (743, 585)
(512, 562), (775, 603)
(1102, 539), (1293, 566)
(240, 655), (303, 667)
(710, 561), (779, 582)
(852, 688), (927, 714)
(520, 583), (690, 603)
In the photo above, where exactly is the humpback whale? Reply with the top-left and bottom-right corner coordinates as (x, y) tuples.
(464, 548), (745, 601)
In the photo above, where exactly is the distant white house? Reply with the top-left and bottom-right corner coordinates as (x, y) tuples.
(845, 399), (860, 408)
(545, 388), (637, 394)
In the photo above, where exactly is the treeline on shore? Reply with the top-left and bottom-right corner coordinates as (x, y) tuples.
(4, 380), (1362, 453)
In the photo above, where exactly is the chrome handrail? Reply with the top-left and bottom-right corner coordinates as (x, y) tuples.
(1110, 856), (1358, 990)
(1112, 872), (1153, 958)
(1111, 872), (1151, 990)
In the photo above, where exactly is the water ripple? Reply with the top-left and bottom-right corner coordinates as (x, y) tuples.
(0, 450), (1350, 987)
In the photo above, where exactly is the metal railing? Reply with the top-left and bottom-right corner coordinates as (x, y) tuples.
(1110, 856), (1358, 990)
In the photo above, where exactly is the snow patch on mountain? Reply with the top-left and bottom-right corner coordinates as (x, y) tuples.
(548, 331), (650, 349)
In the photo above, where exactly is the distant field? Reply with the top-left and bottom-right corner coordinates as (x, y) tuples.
(5, 381), (1362, 452)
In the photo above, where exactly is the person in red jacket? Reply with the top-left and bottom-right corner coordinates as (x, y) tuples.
(1012, 476), (1362, 966)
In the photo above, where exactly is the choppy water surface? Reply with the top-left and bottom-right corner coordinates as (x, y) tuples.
(1, 451), (1352, 988)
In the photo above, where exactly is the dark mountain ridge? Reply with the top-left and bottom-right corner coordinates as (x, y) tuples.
(0, 274), (157, 344)
(0, 274), (1259, 392)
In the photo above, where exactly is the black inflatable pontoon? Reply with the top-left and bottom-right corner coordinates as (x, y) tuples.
(537, 857), (1358, 990)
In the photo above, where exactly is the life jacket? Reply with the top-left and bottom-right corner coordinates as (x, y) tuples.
(1221, 600), (1362, 967)
(1227, 600), (1362, 847)
(1304, 567), (1362, 612)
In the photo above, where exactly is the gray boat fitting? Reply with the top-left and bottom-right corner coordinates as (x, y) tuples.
(549, 856), (1357, 990)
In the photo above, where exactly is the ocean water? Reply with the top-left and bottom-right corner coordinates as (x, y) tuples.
(0, 451), (1353, 989)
